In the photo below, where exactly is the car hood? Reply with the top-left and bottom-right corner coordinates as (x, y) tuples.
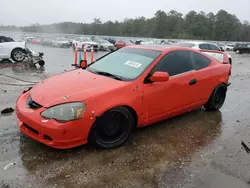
(30, 69), (127, 108)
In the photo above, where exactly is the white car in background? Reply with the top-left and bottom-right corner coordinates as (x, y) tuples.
(72, 37), (99, 51)
(52, 37), (71, 48)
(177, 41), (232, 65)
(92, 38), (116, 51)
(0, 36), (27, 62)
(218, 44), (234, 51)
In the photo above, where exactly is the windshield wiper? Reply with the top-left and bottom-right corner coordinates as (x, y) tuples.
(95, 71), (123, 80)
(94, 71), (123, 80)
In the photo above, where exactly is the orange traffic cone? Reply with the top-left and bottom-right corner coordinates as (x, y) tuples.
(90, 44), (94, 62)
(83, 43), (87, 61)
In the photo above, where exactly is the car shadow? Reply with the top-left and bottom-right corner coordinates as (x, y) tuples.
(18, 109), (222, 173)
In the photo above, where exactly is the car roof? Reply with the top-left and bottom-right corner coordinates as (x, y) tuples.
(126, 44), (199, 52)
(183, 41), (218, 45)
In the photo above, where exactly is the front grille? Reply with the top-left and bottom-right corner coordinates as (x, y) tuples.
(26, 96), (42, 109)
(23, 123), (39, 135)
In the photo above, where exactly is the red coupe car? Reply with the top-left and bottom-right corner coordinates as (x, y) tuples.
(115, 40), (134, 49)
(16, 45), (231, 149)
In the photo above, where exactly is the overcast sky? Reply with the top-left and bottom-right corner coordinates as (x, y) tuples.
(0, 0), (249, 26)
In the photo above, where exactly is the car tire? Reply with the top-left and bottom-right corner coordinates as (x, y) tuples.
(88, 106), (134, 149)
(204, 84), (227, 111)
(11, 48), (25, 62)
(236, 50), (241, 54)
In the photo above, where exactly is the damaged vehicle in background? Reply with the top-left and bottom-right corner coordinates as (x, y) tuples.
(0, 35), (45, 66)
(0, 35), (27, 62)
(92, 38), (116, 51)
(16, 45), (231, 150)
(72, 37), (99, 51)
(52, 37), (71, 48)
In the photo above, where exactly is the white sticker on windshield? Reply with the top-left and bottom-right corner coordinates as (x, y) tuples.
(125, 61), (142, 68)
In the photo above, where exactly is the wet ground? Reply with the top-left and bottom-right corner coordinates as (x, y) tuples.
(1, 45), (250, 188)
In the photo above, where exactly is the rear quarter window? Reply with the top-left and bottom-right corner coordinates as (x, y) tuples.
(190, 51), (211, 70)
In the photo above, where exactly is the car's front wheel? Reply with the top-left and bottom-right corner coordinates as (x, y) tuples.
(88, 106), (134, 149)
(204, 84), (227, 111)
(11, 48), (25, 62)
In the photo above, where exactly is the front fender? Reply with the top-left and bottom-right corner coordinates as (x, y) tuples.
(85, 89), (145, 126)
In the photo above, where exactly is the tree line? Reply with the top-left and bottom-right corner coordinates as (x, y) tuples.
(1, 9), (250, 41)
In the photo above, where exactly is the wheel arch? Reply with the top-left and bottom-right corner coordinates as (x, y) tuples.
(11, 47), (26, 55)
(94, 104), (139, 128)
(205, 82), (228, 103)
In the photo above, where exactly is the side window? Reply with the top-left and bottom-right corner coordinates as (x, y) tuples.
(209, 44), (221, 51)
(199, 43), (210, 50)
(152, 51), (194, 76)
(0, 38), (6, 43)
(190, 52), (211, 70)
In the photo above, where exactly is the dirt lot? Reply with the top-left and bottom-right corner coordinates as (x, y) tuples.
(1, 45), (250, 188)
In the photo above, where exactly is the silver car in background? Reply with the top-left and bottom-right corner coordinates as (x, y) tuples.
(92, 38), (116, 51)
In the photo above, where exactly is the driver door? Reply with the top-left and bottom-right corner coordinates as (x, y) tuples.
(143, 50), (199, 124)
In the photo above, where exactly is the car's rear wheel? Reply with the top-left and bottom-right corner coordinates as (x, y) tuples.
(204, 84), (227, 111)
(236, 50), (241, 54)
(11, 48), (25, 62)
(88, 106), (134, 149)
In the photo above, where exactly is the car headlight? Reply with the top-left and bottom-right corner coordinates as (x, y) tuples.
(41, 102), (86, 122)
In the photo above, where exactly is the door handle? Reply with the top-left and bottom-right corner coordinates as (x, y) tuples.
(189, 79), (197, 85)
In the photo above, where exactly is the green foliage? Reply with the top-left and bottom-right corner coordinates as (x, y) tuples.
(1, 9), (250, 41)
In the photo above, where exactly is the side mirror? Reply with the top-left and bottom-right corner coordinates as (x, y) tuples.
(149, 71), (169, 82)
(80, 60), (88, 69)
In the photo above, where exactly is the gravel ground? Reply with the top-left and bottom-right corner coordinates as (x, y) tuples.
(1, 45), (250, 188)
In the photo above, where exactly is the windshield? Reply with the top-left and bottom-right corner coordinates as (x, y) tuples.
(87, 48), (162, 80)
(203, 52), (224, 62)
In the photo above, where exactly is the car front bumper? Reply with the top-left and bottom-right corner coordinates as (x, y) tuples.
(16, 92), (93, 149)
